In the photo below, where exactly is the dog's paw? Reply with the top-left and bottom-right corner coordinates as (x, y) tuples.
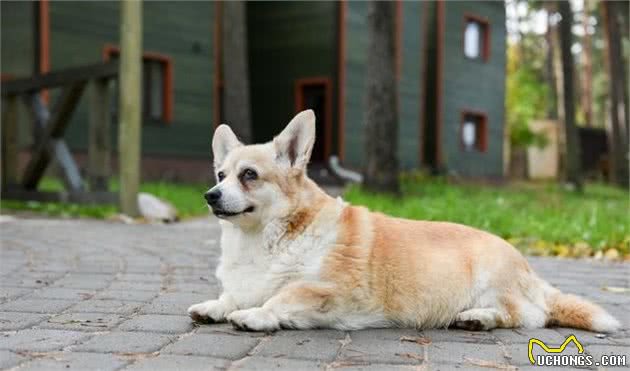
(188, 300), (229, 323)
(227, 308), (280, 332)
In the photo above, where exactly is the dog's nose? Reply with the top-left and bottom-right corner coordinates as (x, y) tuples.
(204, 190), (222, 206)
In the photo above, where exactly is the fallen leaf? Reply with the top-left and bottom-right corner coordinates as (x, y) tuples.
(400, 336), (432, 345)
(396, 352), (425, 361)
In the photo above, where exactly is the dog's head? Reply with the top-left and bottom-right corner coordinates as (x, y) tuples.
(205, 110), (316, 227)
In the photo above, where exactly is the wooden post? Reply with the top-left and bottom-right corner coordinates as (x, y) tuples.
(118, 0), (142, 216)
(88, 79), (111, 191)
(1, 95), (19, 187)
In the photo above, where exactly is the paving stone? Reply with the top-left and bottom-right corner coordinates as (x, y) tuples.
(426, 342), (509, 365)
(53, 274), (113, 290)
(0, 329), (89, 351)
(196, 323), (268, 338)
(337, 330), (429, 365)
(163, 333), (259, 359)
(141, 293), (208, 315)
(123, 354), (229, 371)
(0, 287), (31, 303)
(16, 351), (130, 371)
(67, 299), (142, 314)
(0, 312), (48, 330)
(107, 281), (163, 292)
(73, 331), (175, 353)
(27, 287), (95, 301)
(117, 273), (163, 282)
(232, 356), (325, 370)
(93, 290), (158, 302)
(255, 330), (345, 361)
(0, 349), (26, 369)
(0, 272), (65, 288)
(39, 312), (127, 332)
(423, 329), (498, 344)
(0, 298), (76, 314)
(118, 314), (194, 334)
(492, 328), (566, 345)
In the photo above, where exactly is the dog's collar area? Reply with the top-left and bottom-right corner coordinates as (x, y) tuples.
(214, 206), (255, 218)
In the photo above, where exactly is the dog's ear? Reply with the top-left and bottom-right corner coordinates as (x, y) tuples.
(212, 124), (242, 167)
(274, 110), (316, 171)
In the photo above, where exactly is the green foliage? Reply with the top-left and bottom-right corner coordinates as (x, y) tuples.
(0, 178), (209, 219)
(345, 174), (629, 256)
(506, 44), (550, 148)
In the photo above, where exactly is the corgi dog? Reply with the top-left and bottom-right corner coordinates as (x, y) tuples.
(188, 110), (620, 333)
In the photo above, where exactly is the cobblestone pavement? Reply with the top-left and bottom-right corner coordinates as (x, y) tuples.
(0, 217), (628, 370)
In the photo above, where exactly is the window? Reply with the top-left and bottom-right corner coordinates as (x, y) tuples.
(463, 15), (490, 61)
(102, 44), (173, 124)
(460, 111), (487, 152)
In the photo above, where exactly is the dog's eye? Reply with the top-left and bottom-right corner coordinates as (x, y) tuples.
(242, 168), (258, 181)
(217, 171), (226, 181)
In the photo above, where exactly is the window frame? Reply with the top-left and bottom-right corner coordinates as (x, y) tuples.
(102, 43), (174, 124)
(459, 110), (488, 153)
(462, 14), (491, 62)
(294, 77), (333, 160)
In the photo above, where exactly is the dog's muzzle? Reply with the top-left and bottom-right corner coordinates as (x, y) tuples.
(204, 190), (255, 218)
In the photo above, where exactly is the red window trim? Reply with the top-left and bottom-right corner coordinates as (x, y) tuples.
(460, 109), (488, 153)
(102, 43), (174, 123)
(294, 77), (333, 160)
(463, 13), (491, 62)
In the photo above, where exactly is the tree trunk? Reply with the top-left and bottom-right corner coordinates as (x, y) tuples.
(581, 0), (593, 127)
(364, 1), (400, 194)
(558, 0), (583, 191)
(221, 1), (252, 142)
(602, 1), (629, 188)
(544, 8), (558, 120)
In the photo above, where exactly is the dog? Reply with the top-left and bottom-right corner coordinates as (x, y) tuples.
(188, 110), (620, 333)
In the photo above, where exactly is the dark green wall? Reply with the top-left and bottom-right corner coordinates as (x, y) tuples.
(247, 1), (337, 146)
(439, 1), (506, 177)
(343, 2), (426, 170)
(1, 1), (216, 158)
(1, 1), (37, 147)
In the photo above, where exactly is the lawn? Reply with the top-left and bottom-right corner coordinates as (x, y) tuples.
(345, 174), (629, 258)
(0, 178), (209, 220)
(1, 175), (628, 258)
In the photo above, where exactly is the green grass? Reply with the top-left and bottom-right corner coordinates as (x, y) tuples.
(344, 174), (629, 256)
(0, 178), (209, 219)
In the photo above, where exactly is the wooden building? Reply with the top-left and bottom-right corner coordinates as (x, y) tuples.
(1, 1), (506, 181)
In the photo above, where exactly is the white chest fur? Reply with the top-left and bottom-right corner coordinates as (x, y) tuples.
(215, 201), (343, 309)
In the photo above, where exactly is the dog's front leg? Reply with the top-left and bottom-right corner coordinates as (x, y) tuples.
(227, 282), (335, 332)
(188, 293), (238, 323)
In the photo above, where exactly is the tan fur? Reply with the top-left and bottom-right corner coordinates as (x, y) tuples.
(546, 293), (595, 330)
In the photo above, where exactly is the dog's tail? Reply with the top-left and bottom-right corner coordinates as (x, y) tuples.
(546, 291), (620, 332)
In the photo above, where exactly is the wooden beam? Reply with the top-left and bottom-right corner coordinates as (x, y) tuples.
(88, 79), (111, 191)
(1, 95), (20, 187)
(22, 82), (86, 189)
(118, 0), (143, 216)
(1, 62), (117, 96)
(23, 93), (84, 192)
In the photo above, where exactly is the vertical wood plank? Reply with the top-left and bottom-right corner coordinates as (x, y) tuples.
(88, 79), (111, 191)
(118, 0), (143, 216)
(1, 95), (20, 187)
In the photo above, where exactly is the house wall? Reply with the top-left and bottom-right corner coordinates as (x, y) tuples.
(247, 1), (338, 145)
(2, 1), (216, 159)
(439, 1), (506, 177)
(342, 1), (426, 170)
